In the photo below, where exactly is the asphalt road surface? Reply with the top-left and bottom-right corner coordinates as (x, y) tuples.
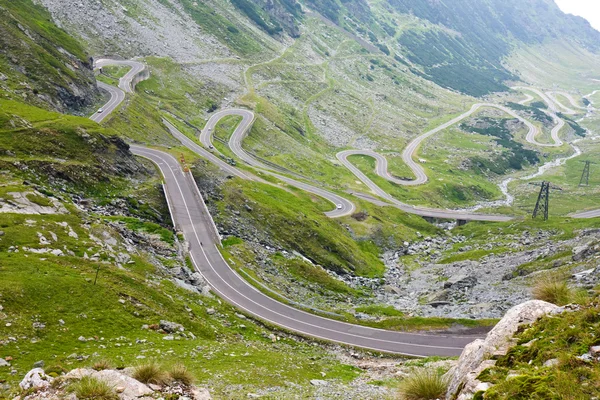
(90, 81), (124, 123)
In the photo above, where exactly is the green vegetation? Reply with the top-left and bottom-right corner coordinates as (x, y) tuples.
(26, 193), (54, 207)
(461, 117), (539, 175)
(398, 369), (449, 400)
(506, 102), (553, 125)
(557, 113), (587, 137)
(68, 376), (118, 400)
(218, 178), (385, 277)
(477, 297), (600, 399)
(168, 363), (195, 386)
(91, 360), (112, 371)
(531, 275), (586, 306)
(133, 362), (169, 385)
(108, 217), (175, 246)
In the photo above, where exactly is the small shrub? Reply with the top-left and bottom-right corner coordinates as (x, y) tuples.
(168, 363), (194, 386)
(133, 362), (168, 385)
(92, 359), (112, 371)
(532, 276), (572, 306)
(398, 369), (448, 400)
(69, 376), (118, 400)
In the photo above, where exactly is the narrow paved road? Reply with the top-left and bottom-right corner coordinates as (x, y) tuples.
(129, 145), (478, 356)
(90, 59), (147, 122)
(199, 109), (356, 218)
(95, 59), (146, 93)
(547, 91), (588, 114)
(90, 81), (124, 123)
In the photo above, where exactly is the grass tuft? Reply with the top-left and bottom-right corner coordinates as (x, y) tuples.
(69, 376), (118, 400)
(532, 275), (572, 306)
(92, 360), (112, 371)
(132, 362), (169, 385)
(398, 369), (448, 400)
(168, 363), (195, 386)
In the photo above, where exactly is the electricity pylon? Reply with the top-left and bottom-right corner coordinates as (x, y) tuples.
(579, 160), (596, 187)
(529, 181), (562, 221)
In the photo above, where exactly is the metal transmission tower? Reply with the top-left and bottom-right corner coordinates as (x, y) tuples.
(530, 181), (563, 221)
(579, 161), (596, 187)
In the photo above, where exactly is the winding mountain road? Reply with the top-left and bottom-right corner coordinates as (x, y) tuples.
(89, 58), (598, 355)
(127, 145), (478, 356)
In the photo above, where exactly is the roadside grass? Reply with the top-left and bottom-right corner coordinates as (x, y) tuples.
(216, 177), (386, 277)
(0, 231), (364, 397)
(104, 216), (175, 246)
(398, 369), (449, 400)
(100, 65), (130, 80)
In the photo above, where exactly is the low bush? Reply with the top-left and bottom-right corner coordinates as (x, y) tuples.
(168, 363), (195, 386)
(132, 362), (168, 385)
(69, 376), (118, 400)
(398, 369), (448, 400)
(532, 275), (571, 306)
(92, 360), (112, 371)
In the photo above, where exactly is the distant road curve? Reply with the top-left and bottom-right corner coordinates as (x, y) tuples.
(546, 91), (588, 114)
(337, 101), (561, 199)
(89, 59), (147, 122)
(199, 109), (355, 218)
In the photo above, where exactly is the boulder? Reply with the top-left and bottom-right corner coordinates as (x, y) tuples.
(160, 320), (184, 333)
(190, 386), (212, 399)
(444, 274), (477, 290)
(382, 285), (402, 295)
(572, 242), (599, 261)
(19, 368), (54, 391)
(65, 368), (153, 399)
(445, 300), (560, 400)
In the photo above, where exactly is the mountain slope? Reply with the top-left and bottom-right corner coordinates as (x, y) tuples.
(0, 0), (99, 113)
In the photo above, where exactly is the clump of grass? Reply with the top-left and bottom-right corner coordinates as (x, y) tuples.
(132, 362), (168, 385)
(398, 369), (448, 400)
(26, 193), (53, 207)
(92, 359), (112, 371)
(69, 376), (118, 400)
(168, 363), (194, 386)
(532, 275), (572, 306)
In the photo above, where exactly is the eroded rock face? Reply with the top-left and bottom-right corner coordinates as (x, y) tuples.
(445, 300), (561, 400)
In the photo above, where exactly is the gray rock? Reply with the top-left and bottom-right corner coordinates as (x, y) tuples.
(65, 368), (153, 398)
(444, 274), (477, 290)
(382, 285), (402, 295)
(0, 359), (10, 367)
(33, 360), (44, 368)
(445, 300), (561, 400)
(310, 379), (329, 386)
(160, 320), (184, 333)
(190, 386), (212, 399)
(572, 242), (598, 261)
(543, 358), (559, 367)
(19, 368), (54, 391)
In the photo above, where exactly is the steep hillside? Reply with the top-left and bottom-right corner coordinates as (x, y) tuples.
(0, 0), (99, 113)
